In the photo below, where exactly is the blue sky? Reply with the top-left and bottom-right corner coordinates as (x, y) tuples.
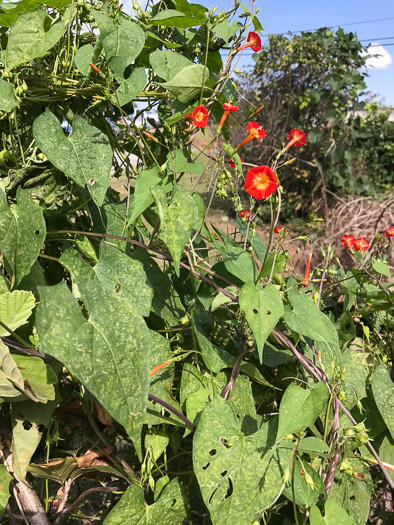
(129, 0), (394, 106)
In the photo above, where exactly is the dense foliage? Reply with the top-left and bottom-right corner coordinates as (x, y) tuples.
(237, 30), (394, 211)
(0, 1), (393, 524)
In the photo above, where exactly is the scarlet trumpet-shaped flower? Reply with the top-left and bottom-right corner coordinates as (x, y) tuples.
(240, 209), (250, 219)
(274, 226), (282, 234)
(341, 234), (355, 248)
(218, 103), (239, 130)
(235, 122), (266, 152)
(301, 253), (312, 287)
(229, 156), (242, 168)
(237, 31), (262, 53)
(245, 165), (278, 200)
(150, 360), (171, 377)
(192, 105), (208, 127)
(284, 128), (307, 151)
(385, 226), (394, 237)
(353, 238), (369, 252)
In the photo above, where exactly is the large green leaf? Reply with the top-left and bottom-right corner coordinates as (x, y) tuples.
(0, 465), (12, 517)
(372, 364), (394, 440)
(284, 293), (339, 346)
(194, 396), (289, 525)
(60, 242), (153, 317)
(36, 281), (152, 457)
(6, 7), (73, 69)
(112, 67), (147, 107)
(152, 185), (202, 276)
(310, 500), (353, 525)
(0, 0), (72, 26)
(0, 290), (35, 336)
(92, 10), (145, 82)
(158, 64), (209, 104)
(216, 243), (256, 284)
(0, 78), (18, 112)
(239, 281), (284, 361)
(11, 398), (57, 480)
(0, 188), (46, 285)
(104, 478), (189, 524)
(33, 109), (112, 206)
(149, 49), (193, 81)
(277, 381), (329, 439)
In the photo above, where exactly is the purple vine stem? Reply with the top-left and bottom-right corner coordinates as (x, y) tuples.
(148, 394), (196, 431)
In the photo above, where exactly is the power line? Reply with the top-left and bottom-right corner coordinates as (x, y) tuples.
(271, 15), (394, 35)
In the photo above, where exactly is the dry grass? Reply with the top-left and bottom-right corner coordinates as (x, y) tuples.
(321, 191), (394, 269)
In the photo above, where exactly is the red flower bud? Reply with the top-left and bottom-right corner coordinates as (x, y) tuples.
(274, 226), (282, 234)
(240, 210), (250, 219)
(89, 62), (102, 75)
(385, 226), (394, 237)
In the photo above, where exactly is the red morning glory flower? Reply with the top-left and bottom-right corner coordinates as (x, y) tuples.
(341, 234), (355, 248)
(284, 128), (307, 150)
(192, 105), (208, 128)
(353, 238), (369, 252)
(235, 122), (266, 152)
(218, 103), (239, 130)
(245, 166), (278, 200)
(237, 32), (262, 53)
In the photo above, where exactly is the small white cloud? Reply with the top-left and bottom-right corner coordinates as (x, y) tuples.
(361, 44), (392, 70)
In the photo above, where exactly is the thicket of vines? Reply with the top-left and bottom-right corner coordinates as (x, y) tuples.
(0, 1), (393, 524)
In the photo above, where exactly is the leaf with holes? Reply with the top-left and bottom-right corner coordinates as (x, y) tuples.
(0, 187), (46, 285)
(33, 109), (112, 206)
(36, 281), (152, 458)
(194, 396), (289, 525)
(152, 185), (202, 276)
(372, 364), (394, 441)
(0, 290), (35, 336)
(104, 477), (189, 524)
(277, 381), (329, 440)
(239, 281), (284, 361)
(11, 398), (57, 481)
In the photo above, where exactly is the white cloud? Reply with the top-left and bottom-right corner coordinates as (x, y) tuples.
(361, 44), (392, 70)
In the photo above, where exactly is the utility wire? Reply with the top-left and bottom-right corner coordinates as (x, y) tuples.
(269, 15), (394, 35)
